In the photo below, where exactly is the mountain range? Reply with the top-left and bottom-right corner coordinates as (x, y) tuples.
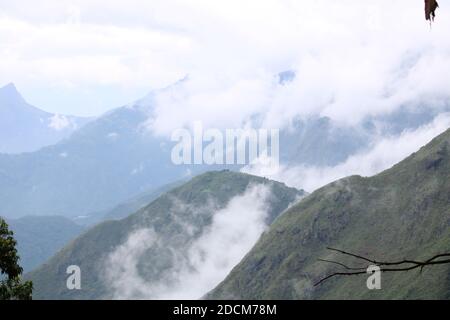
(26, 127), (450, 300)
(0, 85), (204, 219)
(1, 76), (448, 220)
(2, 76), (450, 301)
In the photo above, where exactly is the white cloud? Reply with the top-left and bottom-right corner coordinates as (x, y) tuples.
(0, 16), (190, 88)
(140, 0), (450, 135)
(1, 1), (450, 119)
(103, 228), (158, 299)
(103, 184), (271, 299)
(48, 114), (71, 130)
(159, 184), (270, 300)
(107, 132), (119, 139)
(243, 113), (450, 192)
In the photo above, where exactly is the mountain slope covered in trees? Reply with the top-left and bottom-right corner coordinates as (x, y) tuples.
(209, 129), (450, 299)
(28, 171), (304, 299)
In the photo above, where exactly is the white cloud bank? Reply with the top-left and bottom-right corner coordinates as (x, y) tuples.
(2, 0), (450, 190)
(103, 184), (271, 299)
(48, 114), (71, 130)
(243, 113), (450, 191)
(1, 1), (450, 118)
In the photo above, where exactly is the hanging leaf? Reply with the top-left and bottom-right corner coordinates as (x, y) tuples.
(425, 0), (439, 21)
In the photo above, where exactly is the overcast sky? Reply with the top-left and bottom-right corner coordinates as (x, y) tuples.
(1, 0), (450, 117)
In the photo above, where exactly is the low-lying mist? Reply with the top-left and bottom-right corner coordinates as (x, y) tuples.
(103, 184), (271, 299)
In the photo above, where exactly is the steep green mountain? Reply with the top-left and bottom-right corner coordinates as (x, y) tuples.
(28, 171), (304, 299)
(209, 129), (450, 300)
(5, 216), (85, 273)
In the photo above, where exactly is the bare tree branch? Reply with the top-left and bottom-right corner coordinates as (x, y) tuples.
(317, 258), (366, 271)
(314, 248), (450, 286)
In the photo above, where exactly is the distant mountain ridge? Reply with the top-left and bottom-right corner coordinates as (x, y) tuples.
(1, 75), (450, 220)
(0, 83), (90, 154)
(0, 99), (193, 219)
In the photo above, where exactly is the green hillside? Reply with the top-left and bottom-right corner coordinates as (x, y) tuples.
(28, 170), (303, 299)
(209, 129), (450, 300)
